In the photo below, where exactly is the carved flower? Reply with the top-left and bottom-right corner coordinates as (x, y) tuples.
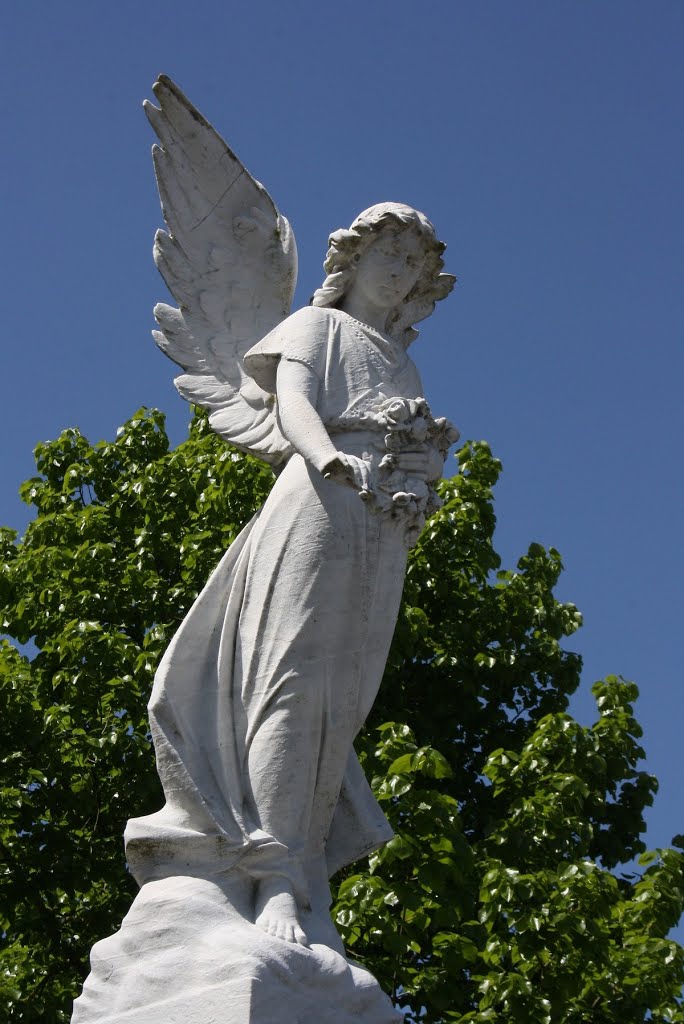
(381, 398), (413, 425)
(432, 417), (461, 445)
(411, 416), (429, 442)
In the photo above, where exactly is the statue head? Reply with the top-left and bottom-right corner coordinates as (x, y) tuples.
(311, 203), (456, 346)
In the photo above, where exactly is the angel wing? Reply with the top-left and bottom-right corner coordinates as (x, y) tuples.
(144, 75), (297, 466)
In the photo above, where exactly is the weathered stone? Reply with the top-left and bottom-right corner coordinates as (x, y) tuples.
(73, 75), (457, 1022)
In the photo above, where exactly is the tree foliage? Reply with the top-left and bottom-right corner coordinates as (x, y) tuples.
(0, 409), (682, 1022)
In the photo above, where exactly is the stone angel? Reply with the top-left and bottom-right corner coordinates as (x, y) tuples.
(73, 76), (459, 1023)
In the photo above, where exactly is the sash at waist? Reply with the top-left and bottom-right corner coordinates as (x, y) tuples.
(325, 429), (385, 459)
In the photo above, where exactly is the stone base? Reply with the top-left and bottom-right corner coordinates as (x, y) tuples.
(72, 875), (401, 1023)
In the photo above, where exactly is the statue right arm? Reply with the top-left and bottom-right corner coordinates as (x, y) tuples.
(276, 359), (371, 491)
(276, 358), (338, 474)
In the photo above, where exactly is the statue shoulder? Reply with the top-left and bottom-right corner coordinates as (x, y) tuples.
(282, 304), (336, 330)
(244, 307), (338, 393)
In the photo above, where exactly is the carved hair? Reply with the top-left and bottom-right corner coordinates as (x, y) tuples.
(311, 202), (456, 346)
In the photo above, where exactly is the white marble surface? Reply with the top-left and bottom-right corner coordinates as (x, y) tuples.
(72, 875), (401, 1023)
(73, 76), (456, 1021)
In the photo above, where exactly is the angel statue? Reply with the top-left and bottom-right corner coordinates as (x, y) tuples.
(72, 75), (459, 1023)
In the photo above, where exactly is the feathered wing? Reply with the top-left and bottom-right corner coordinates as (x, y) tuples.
(144, 75), (297, 465)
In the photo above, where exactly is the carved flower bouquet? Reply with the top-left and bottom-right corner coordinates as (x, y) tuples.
(366, 397), (460, 545)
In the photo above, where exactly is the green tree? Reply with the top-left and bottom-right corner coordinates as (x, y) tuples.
(0, 408), (682, 1022)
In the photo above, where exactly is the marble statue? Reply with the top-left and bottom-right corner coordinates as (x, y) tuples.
(72, 76), (458, 1023)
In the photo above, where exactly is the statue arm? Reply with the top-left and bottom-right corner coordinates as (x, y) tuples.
(275, 359), (339, 474)
(276, 360), (370, 491)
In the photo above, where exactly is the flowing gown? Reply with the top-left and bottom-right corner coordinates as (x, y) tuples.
(125, 305), (426, 904)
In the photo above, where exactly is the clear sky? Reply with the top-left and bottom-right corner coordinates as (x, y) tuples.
(2, 0), (682, 936)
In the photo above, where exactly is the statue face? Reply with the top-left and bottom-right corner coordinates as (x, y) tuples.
(353, 226), (426, 310)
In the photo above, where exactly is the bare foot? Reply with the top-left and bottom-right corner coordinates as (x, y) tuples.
(255, 876), (309, 946)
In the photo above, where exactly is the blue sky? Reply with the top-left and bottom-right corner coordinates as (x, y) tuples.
(2, 0), (682, 934)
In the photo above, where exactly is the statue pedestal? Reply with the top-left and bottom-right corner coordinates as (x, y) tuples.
(72, 875), (401, 1023)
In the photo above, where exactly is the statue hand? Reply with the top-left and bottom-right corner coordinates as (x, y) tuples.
(323, 453), (372, 494)
(393, 444), (445, 482)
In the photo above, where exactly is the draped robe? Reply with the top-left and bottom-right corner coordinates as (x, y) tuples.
(125, 306), (425, 900)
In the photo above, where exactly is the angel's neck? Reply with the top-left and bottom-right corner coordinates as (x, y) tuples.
(337, 292), (389, 336)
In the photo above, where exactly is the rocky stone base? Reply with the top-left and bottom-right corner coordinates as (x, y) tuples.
(72, 875), (401, 1023)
